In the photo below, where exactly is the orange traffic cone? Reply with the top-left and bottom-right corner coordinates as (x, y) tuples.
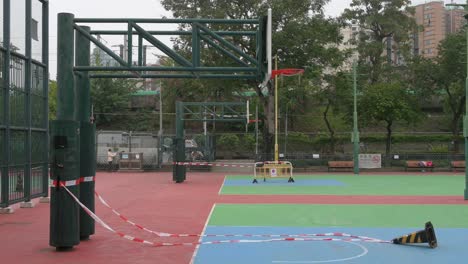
(392, 222), (437, 248)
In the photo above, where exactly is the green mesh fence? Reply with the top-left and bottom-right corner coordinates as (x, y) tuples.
(31, 63), (46, 128)
(1, 54), (48, 207)
(9, 58), (26, 127)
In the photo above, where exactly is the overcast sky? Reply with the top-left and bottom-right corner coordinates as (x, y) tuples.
(44, 0), (464, 79)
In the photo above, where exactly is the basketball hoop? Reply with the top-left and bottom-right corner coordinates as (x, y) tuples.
(271, 68), (304, 79)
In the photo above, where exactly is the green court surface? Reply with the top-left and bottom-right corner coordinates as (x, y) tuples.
(221, 175), (464, 195)
(208, 204), (468, 228)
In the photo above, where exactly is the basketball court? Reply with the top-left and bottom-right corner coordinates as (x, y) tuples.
(1, 171), (467, 264)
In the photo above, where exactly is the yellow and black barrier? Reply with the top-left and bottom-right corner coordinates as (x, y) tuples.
(253, 161), (294, 183)
(392, 222), (437, 248)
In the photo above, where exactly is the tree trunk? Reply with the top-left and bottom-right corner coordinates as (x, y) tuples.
(261, 94), (275, 160)
(385, 121), (393, 167)
(254, 82), (275, 161)
(323, 100), (335, 154)
(451, 116), (461, 154)
(253, 80), (276, 161)
(451, 96), (465, 153)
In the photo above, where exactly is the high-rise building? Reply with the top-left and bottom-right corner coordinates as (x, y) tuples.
(414, 1), (466, 59)
(414, 1), (447, 58)
(446, 6), (465, 34)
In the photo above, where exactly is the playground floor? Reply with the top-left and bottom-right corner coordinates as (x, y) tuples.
(0, 171), (467, 264)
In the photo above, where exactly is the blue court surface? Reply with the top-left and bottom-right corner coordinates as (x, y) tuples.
(223, 178), (346, 187)
(193, 226), (467, 264)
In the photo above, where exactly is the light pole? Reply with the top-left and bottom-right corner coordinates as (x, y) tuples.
(274, 52), (279, 162)
(352, 61), (360, 175)
(447, 1), (468, 200)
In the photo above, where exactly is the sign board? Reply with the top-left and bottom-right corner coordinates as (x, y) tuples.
(359, 154), (381, 169)
(270, 168), (277, 177)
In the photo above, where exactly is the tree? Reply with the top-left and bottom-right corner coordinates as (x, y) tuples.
(342, 0), (417, 83)
(161, 0), (345, 159)
(48, 80), (57, 120)
(318, 71), (354, 153)
(89, 47), (140, 130)
(91, 77), (137, 129)
(411, 32), (466, 152)
(359, 82), (420, 164)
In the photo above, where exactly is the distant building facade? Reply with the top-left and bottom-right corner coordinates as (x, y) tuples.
(414, 1), (466, 58)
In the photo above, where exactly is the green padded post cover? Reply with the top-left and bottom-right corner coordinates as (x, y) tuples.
(49, 120), (80, 249)
(79, 123), (96, 239)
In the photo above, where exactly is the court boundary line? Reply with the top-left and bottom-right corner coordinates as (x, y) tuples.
(271, 241), (369, 263)
(218, 176), (226, 195)
(190, 203), (216, 264)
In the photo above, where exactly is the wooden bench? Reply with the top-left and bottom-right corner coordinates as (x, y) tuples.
(328, 161), (354, 172)
(405, 160), (434, 172)
(450, 161), (465, 172)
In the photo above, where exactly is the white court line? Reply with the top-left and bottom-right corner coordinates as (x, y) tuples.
(272, 241), (369, 264)
(190, 203), (216, 264)
(218, 176), (227, 195)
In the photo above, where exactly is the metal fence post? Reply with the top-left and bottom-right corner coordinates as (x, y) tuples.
(23, 0), (32, 205)
(1, 0), (11, 208)
(42, 0), (50, 200)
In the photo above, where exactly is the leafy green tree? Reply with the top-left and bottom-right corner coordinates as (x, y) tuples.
(48, 80), (57, 120)
(411, 32), (466, 152)
(316, 71), (354, 153)
(161, 0), (345, 158)
(359, 82), (420, 164)
(342, 0), (417, 83)
(89, 47), (141, 130)
(91, 77), (137, 129)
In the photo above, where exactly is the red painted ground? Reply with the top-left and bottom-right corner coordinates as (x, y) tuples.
(0, 171), (467, 264)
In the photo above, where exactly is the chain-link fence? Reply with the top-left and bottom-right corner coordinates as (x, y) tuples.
(93, 129), (465, 171)
(96, 131), (161, 171)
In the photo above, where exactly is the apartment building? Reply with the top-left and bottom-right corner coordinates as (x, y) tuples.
(414, 1), (466, 58)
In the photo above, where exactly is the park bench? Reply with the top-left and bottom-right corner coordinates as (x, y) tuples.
(328, 161), (354, 172)
(405, 160), (434, 172)
(450, 161), (465, 172)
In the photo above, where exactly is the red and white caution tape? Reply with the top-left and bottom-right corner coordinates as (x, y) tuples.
(94, 190), (390, 243)
(50, 176), (95, 188)
(62, 184), (393, 247)
(173, 162), (254, 168)
(60, 184), (392, 247)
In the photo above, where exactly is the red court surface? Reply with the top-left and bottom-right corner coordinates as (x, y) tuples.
(0, 172), (467, 264)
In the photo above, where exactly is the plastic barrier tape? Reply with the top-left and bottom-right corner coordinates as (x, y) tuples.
(94, 190), (390, 243)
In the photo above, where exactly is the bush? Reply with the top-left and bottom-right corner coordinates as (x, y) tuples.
(218, 134), (240, 150)
(242, 134), (256, 151)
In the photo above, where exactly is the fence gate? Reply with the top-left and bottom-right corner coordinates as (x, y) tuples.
(0, 0), (49, 209)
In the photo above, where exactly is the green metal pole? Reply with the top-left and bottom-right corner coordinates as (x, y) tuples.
(24, 0), (32, 203)
(42, 0), (50, 197)
(352, 62), (360, 175)
(138, 36), (143, 66)
(75, 25), (96, 240)
(1, 0), (11, 207)
(173, 101), (186, 183)
(50, 13), (80, 250)
(192, 23), (200, 67)
(465, 3), (468, 200)
(274, 55), (279, 162)
(127, 22), (132, 66)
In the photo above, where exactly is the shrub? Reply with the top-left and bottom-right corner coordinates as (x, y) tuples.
(218, 134), (240, 150)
